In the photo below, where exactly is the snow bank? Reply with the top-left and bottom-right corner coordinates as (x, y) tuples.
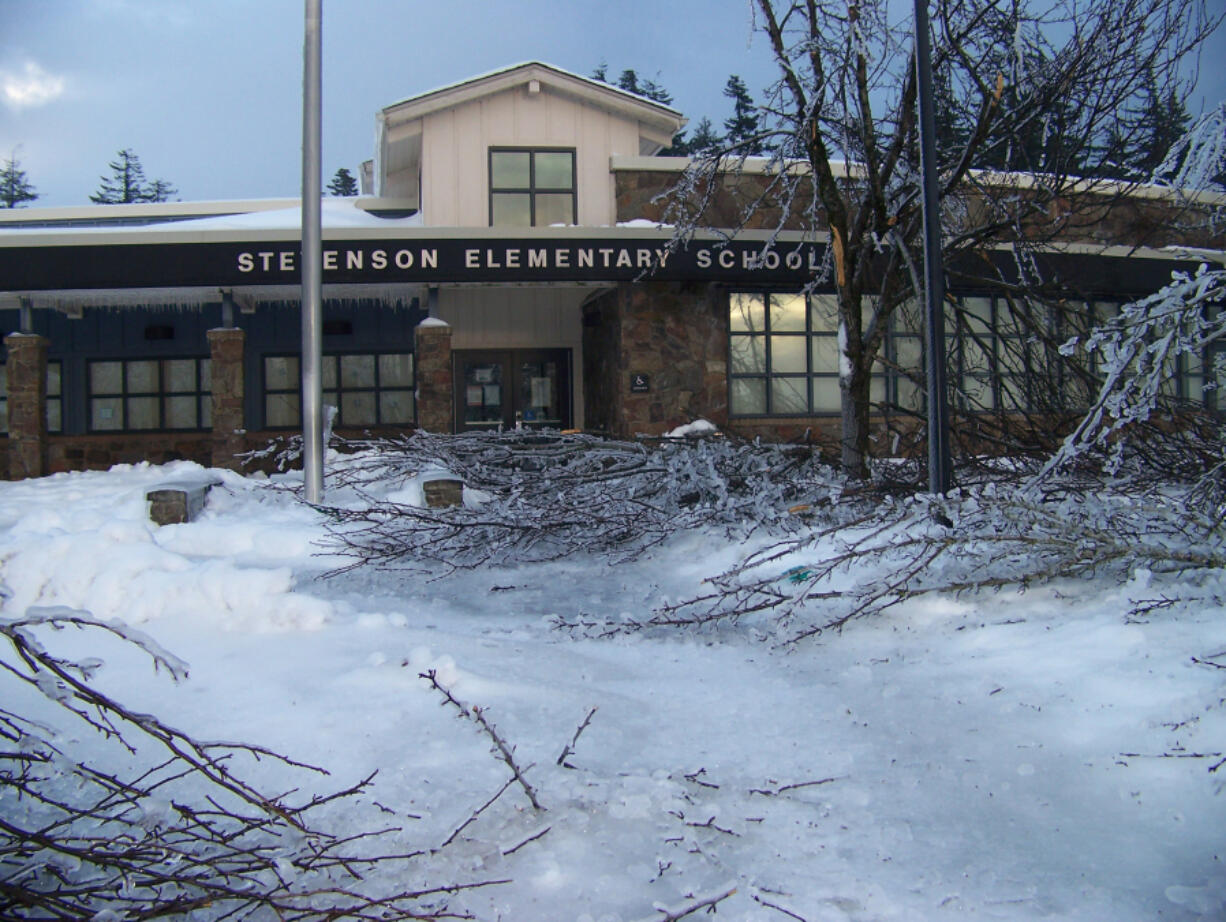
(1, 459), (1223, 921)
(663, 418), (717, 438)
(0, 462), (334, 631)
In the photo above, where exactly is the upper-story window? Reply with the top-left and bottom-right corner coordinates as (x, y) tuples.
(489, 148), (576, 227)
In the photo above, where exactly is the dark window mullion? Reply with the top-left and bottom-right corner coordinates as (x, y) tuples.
(990, 297), (1003, 411)
(527, 153), (537, 227)
(805, 293), (815, 412)
(119, 360), (129, 430)
(156, 359), (166, 429)
(763, 294), (773, 413)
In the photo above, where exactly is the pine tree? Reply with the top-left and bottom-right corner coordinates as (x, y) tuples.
(1136, 70), (1192, 180)
(0, 155), (39, 208)
(90, 149), (177, 204)
(91, 149), (147, 204)
(327, 167), (359, 196)
(617, 69), (642, 96)
(638, 77), (672, 106)
(722, 75), (762, 154)
(687, 117), (722, 154)
(145, 178), (178, 203)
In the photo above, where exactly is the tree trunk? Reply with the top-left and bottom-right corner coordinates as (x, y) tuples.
(838, 288), (872, 480)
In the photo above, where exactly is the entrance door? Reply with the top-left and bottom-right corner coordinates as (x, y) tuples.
(454, 349), (572, 432)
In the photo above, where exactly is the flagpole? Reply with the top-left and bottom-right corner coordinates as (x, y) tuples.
(301, 0), (324, 501)
(914, 0), (952, 494)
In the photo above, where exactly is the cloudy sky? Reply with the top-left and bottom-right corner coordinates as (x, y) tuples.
(0, 0), (780, 207)
(2, 0), (1223, 209)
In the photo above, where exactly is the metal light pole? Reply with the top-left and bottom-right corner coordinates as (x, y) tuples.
(914, 0), (952, 494)
(301, 0), (324, 502)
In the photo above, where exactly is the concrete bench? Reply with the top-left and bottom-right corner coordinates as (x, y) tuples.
(146, 476), (224, 526)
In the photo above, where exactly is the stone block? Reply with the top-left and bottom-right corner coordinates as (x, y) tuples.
(146, 476), (223, 526)
(423, 478), (463, 508)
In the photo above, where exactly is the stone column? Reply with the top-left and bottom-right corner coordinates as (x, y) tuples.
(207, 328), (246, 469)
(4, 333), (48, 480)
(414, 319), (453, 433)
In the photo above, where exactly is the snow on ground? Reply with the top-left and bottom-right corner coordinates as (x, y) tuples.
(2, 460), (1224, 920)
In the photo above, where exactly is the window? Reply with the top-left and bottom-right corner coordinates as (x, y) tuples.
(264, 352), (415, 429)
(732, 290), (1223, 419)
(0, 361), (62, 435)
(489, 148), (576, 227)
(88, 357), (211, 432)
(728, 292), (885, 416)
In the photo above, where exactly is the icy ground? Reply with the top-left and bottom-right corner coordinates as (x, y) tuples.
(1, 459), (1224, 920)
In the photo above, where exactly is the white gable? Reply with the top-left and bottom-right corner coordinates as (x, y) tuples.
(375, 62), (684, 227)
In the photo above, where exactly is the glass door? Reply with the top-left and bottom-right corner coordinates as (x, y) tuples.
(454, 349), (571, 432)
(458, 352), (510, 430)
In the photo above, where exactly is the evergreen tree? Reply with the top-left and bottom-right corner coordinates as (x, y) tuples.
(1135, 69), (1192, 179)
(145, 178), (178, 203)
(638, 77), (672, 106)
(327, 167), (359, 196)
(90, 149), (176, 204)
(91, 149), (148, 204)
(595, 66), (674, 105)
(617, 68), (642, 96)
(722, 75), (762, 154)
(687, 117), (722, 155)
(0, 155), (39, 208)
(932, 66), (970, 160)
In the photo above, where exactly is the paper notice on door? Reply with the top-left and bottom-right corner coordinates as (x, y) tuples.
(466, 386), (483, 407)
(530, 376), (551, 407)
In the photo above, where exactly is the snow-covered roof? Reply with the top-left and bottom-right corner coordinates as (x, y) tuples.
(378, 60), (683, 126)
(0, 197), (421, 235)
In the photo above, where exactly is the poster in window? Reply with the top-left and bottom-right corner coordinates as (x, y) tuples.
(483, 384), (501, 405)
(466, 385), (483, 407)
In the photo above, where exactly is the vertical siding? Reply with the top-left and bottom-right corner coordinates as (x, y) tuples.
(419, 84), (646, 228)
(437, 285), (600, 428)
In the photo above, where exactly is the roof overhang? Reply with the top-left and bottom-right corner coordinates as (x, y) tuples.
(0, 221), (1210, 297)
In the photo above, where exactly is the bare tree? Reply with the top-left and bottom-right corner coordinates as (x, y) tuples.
(663, 0), (1221, 479)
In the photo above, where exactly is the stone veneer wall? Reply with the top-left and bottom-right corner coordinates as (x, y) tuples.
(207, 328), (246, 470)
(48, 432), (215, 473)
(583, 281), (729, 438)
(4, 333), (48, 479)
(582, 281), (895, 457)
(414, 321), (453, 433)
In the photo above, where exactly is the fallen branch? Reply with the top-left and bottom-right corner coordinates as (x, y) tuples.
(501, 824), (552, 856)
(421, 669), (544, 811)
(751, 889), (810, 921)
(557, 705), (598, 768)
(635, 884), (738, 922)
(0, 610), (502, 920)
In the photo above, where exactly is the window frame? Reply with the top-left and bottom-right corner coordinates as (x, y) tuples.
(727, 290), (888, 417)
(86, 356), (210, 433)
(488, 147), (577, 228)
(261, 350), (416, 430)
